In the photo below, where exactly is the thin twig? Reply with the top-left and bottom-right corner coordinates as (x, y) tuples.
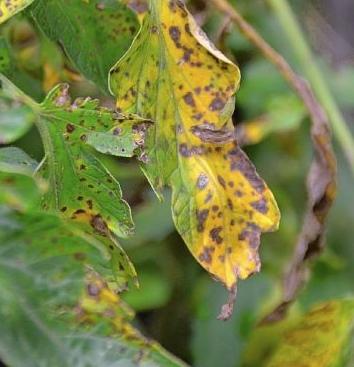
(209, 0), (337, 321)
(269, 0), (354, 176)
(213, 15), (232, 46)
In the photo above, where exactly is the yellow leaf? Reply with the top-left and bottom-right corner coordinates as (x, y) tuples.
(265, 300), (354, 367)
(78, 271), (188, 365)
(0, 0), (34, 24)
(78, 272), (138, 339)
(109, 0), (280, 309)
(173, 143), (279, 289)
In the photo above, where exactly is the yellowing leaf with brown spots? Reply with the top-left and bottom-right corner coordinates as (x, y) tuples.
(109, 0), (280, 315)
(0, 0), (34, 24)
(265, 300), (354, 367)
(78, 272), (188, 366)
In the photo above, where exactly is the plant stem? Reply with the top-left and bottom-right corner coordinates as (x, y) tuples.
(268, 0), (354, 175)
(209, 0), (338, 321)
(209, 0), (354, 176)
(208, 0), (332, 146)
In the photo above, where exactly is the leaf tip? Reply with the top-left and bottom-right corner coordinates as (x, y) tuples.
(217, 283), (237, 321)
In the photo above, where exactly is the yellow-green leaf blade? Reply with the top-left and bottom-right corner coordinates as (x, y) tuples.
(110, 0), (239, 187)
(0, 0), (34, 24)
(266, 300), (354, 367)
(173, 142), (279, 290)
(109, 0), (280, 298)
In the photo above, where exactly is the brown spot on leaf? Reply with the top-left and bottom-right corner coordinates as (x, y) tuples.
(169, 26), (181, 44)
(217, 175), (226, 189)
(238, 223), (261, 249)
(191, 124), (235, 144)
(196, 209), (209, 232)
(87, 283), (100, 296)
(198, 246), (215, 264)
(66, 123), (75, 133)
(183, 92), (196, 107)
(229, 147), (266, 193)
(210, 227), (223, 244)
(204, 191), (213, 204)
(179, 143), (190, 157)
(251, 198), (269, 214)
(227, 199), (234, 210)
(96, 2), (105, 10)
(74, 209), (86, 215)
(90, 215), (108, 235)
(197, 173), (209, 190)
(113, 127), (121, 136)
(209, 97), (225, 111)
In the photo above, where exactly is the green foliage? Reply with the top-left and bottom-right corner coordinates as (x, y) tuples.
(0, 37), (10, 72)
(0, 71), (35, 143)
(0, 147), (41, 209)
(0, 0), (353, 366)
(109, 0), (279, 296)
(30, 0), (140, 91)
(0, 195), (186, 366)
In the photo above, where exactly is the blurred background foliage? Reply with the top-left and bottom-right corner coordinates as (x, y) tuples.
(0, 0), (353, 366)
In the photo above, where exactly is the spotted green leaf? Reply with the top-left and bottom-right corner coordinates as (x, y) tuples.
(77, 272), (187, 366)
(0, 74), (148, 288)
(37, 84), (151, 287)
(0, 38), (11, 73)
(0, 0), (34, 24)
(30, 0), (140, 91)
(0, 208), (187, 367)
(109, 0), (280, 308)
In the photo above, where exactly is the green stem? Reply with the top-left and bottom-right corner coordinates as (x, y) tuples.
(268, 0), (354, 175)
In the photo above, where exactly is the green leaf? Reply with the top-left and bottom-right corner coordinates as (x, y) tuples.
(1, 74), (150, 288)
(236, 94), (306, 146)
(0, 146), (38, 173)
(109, 0), (280, 311)
(37, 84), (147, 288)
(123, 191), (174, 247)
(30, 0), (140, 91)
(0, 0), (34, 24)
(0, 208), (187, 367)
(37, 83), (146, 235)
(0, 147), (42, 210)
(0, 73), (36, 144)
(122, 267), (172, 311)
(0, 38), (11, 73)
(0, 171), (40, 210)
(237, 60), (288, 117)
